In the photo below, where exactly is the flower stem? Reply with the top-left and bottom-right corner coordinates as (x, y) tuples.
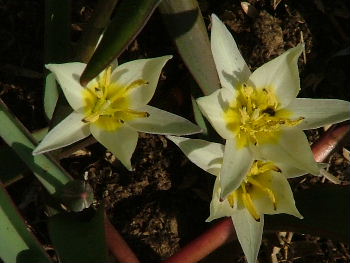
(105, 216), (140, 263)
(312, 124), (350, 162)
(163, 218), (234, 263)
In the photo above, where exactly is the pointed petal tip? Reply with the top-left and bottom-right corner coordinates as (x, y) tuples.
(211, 13), (220, 21)
(32, 149), (40, 156)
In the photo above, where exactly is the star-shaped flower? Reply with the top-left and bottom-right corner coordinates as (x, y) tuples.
(197, 14), (350, 198)
(33, 56), (201, 170)
(167, 135), (305, 263)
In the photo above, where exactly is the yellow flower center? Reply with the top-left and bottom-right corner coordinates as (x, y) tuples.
(82, 66), (149, 131)
(224, 83), (304, 148)
(226, 161), (281, 221)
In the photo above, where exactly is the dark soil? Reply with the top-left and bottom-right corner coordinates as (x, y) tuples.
(0, 0), (349, 262)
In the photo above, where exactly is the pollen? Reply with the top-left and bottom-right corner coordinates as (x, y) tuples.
(224, 83), (304, 148)
(226, 161), (280, 221)
(82, 66), (149, 131)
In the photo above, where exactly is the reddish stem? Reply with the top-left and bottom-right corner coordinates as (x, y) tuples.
(104, 216), (140, 263)
(312, 124), (350, 162)
(163, 218), (234, 263)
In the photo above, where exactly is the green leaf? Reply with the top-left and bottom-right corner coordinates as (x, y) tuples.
(44, 0), (71, 64)
(0, 145), (27, 186)
(0, 98), (72, 195)
(265, 185), (350, 243)
(44, 0), (72, 124)
(0, 182), (52, 263)
(48, 207), (108, 262)
(32, 127), (50, 142)
(159, 0), (220, 96)
(80, 0), (162, 85)
(75, 0), (120, 63)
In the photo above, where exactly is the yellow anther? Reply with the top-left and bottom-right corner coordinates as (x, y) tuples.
(224, 83), (304, 147)
(125, 79), (149, 92)
(241, 188), (260, 221)
(227, 191), (238, 208)
(82, 113), (100, 123)
(102, 66), (112, 88)
(124, 109), (150, 119)
(248, 177), (277, 210)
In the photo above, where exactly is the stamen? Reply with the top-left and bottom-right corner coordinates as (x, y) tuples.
(102, 66), (112, 88)
(124, 109), (150, 119)
(241, 184), (260, 221)
(125, 79), (149, 92)
(82, 113), (100, 123)
(242, 192), (260, 221)
(247, 178), (277, 210)
(225, 83), (305, 147)
(227, 191), (237, 208)
(94, 87), (103, 99)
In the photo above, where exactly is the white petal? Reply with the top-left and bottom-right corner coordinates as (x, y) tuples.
(276, 162), (308, 178)
(220, 139), (253, 199)
(46, 63), (86, 111)
(248, 44), (304, 108)
(128, 105), (201, 136)
(196, 89), (235, 139)
(279, 163), (325, 179)
(90, 124), (138, 171)
(211, 14), (251, 89)
(259, 127), (319, 175)
(166, 136), (224, 176)
(111, 56), (172, 107)
(206, 177), (234, 222)
(33, 111), (90, 154)
(253, 171), (303, 218)
(287, 98), (350, 130)
(231, 208), (263, 263)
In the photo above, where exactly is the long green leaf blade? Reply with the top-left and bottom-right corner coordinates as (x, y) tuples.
(159, 0), (220, 95)
(44, 0), (71, 122)
(80, 0), (161, 85)
(48, 207), (108, 262)
(0, 182), (52, 263)
(0, 98), (72, 195)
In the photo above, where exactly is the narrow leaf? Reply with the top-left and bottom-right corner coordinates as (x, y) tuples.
(159, 0), (220, 95)
(75, 0), (120, 63)
(0, 182), (52, 263)
(0, 145), (27, 186)
(44, 0), (71, 64)
(80, 0), (162, 85)
(44, 0), (72, 123)
(0, 98), (72, 195)
(48, 207), (108, 262)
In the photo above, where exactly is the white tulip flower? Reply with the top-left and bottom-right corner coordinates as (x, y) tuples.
(197, 14), (350, 198)
(167, 135), (306, 263)
(33, 56), (201, 170)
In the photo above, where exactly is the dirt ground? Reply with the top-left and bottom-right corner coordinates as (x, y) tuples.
(0, 0), (349, 262)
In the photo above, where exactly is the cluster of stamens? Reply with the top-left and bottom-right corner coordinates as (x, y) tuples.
(226, 161), (281, 221)
(225, 84), (304, 147)
(82, 66), (149, 131)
